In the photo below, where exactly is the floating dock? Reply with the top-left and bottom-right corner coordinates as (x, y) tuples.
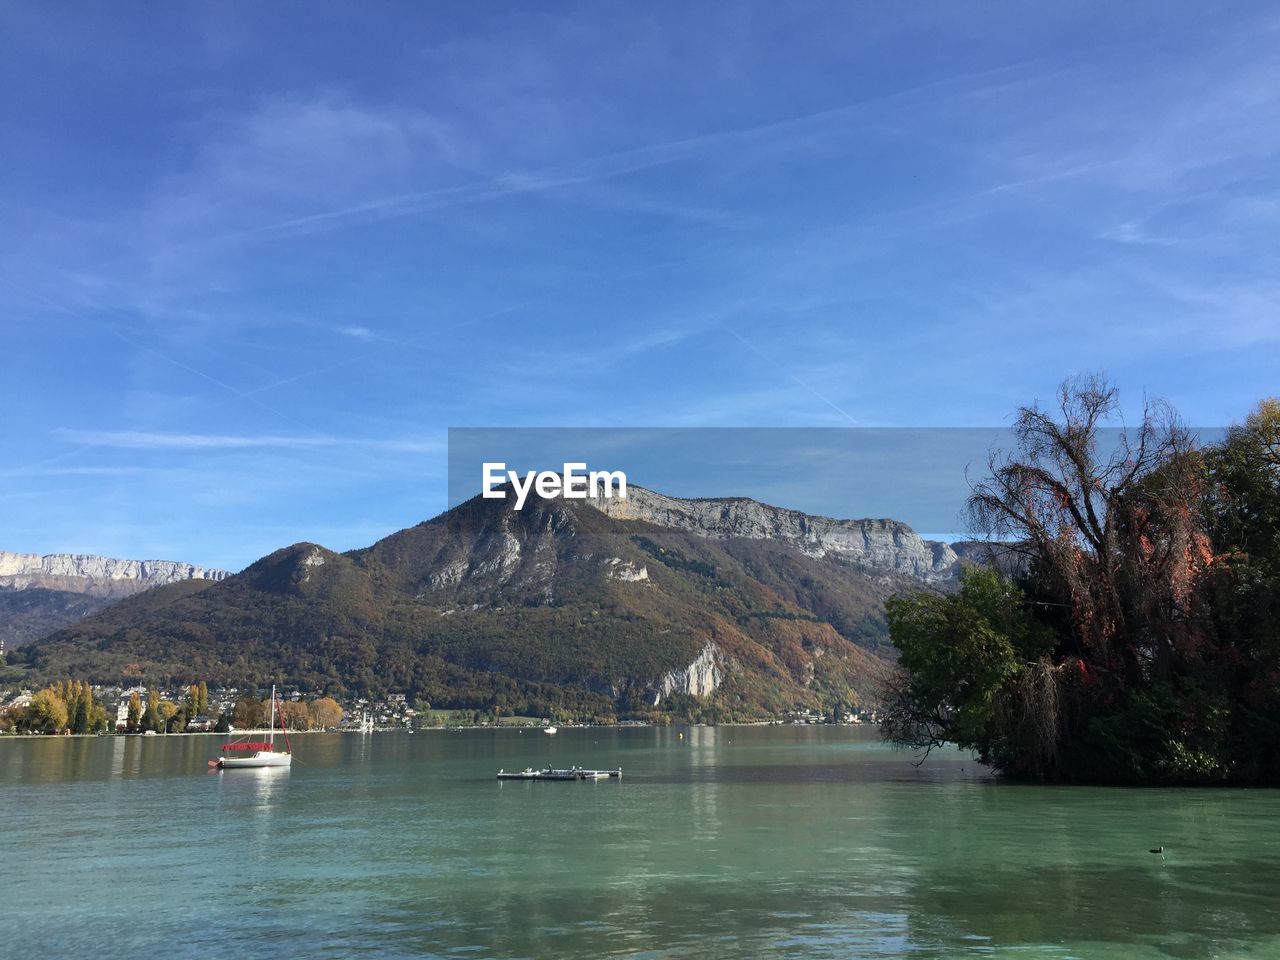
(497, 766), (622, 781)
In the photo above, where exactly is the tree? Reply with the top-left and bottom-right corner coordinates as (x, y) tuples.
(883, 569), (1055, 770)
(158, 700), (178, 733)
(26, 689), (68, 734)
(127, 691), (142, 732)
(143, 688), (162, 733)
(279, 700), (310, 730)
(968, 374), (1215, 684)
(232, 696), (263, 730)
(71, 683), (91, 734)
(309, 697), (343, 729)
(1202, 399), (1280, 779)
(185, 681), (211, 719)
(1206, 398), (1280, 565)
(885, 376), (1238, 782)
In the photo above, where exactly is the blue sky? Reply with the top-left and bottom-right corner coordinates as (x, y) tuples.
(3, 2), (1278, 571)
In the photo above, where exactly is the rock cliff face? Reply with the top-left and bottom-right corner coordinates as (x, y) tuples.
(587, 486), (958, 582)
(602, 557), (649, 581)
(0, 551), (228, 647)
(653, 641), (724, 704)
(0, 551), (227, 591)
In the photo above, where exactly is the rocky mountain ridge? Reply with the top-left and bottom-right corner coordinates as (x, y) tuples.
(587, 486), (958, 582)
(0, 550), (229, 649)
(0, 551), (228, 593)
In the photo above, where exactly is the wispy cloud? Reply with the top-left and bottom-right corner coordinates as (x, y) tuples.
(1100, 220), (1191, 246)
(56, 429), (442, 454)
(10, 465), (153, 478)
(226, 59), (1046, 245)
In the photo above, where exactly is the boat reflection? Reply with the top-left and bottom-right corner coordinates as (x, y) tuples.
(215, 763), (290, 809)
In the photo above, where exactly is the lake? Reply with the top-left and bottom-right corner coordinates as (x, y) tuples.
(1, 725), (1277, 958)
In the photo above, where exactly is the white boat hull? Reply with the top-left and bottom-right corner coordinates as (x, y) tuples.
(219, 751), (292, 769)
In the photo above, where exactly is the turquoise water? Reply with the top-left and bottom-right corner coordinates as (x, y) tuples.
(2, 725), (1277, 958)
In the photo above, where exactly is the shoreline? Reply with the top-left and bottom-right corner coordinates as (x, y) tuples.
(0, 720), (881, 740)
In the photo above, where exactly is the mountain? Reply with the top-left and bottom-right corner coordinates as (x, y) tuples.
(949, 539), (1029, 578)
(591, 486), (959, 581)
(23, 489), (957, 720)
(0, 551), (228, 649)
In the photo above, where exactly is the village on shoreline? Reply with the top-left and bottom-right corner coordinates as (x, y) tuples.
(0, 681), (882, 736)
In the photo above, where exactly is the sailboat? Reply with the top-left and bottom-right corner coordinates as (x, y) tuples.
(211, 685), (293, 769)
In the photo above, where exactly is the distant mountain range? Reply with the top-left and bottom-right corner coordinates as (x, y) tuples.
(0, 551), (228, 650)
(21, 488), (966, 720)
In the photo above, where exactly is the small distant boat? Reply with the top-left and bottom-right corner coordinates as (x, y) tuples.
(543, 726), (558, 735)
(496, 766), (621, 781)
(210, 685), (292, 769)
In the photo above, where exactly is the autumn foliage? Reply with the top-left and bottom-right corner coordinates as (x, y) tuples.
(885, 377), (1280, 783)
(6, 680), (110, 734)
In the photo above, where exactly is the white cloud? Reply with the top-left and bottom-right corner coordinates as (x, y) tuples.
(55, 429), (442, 454)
